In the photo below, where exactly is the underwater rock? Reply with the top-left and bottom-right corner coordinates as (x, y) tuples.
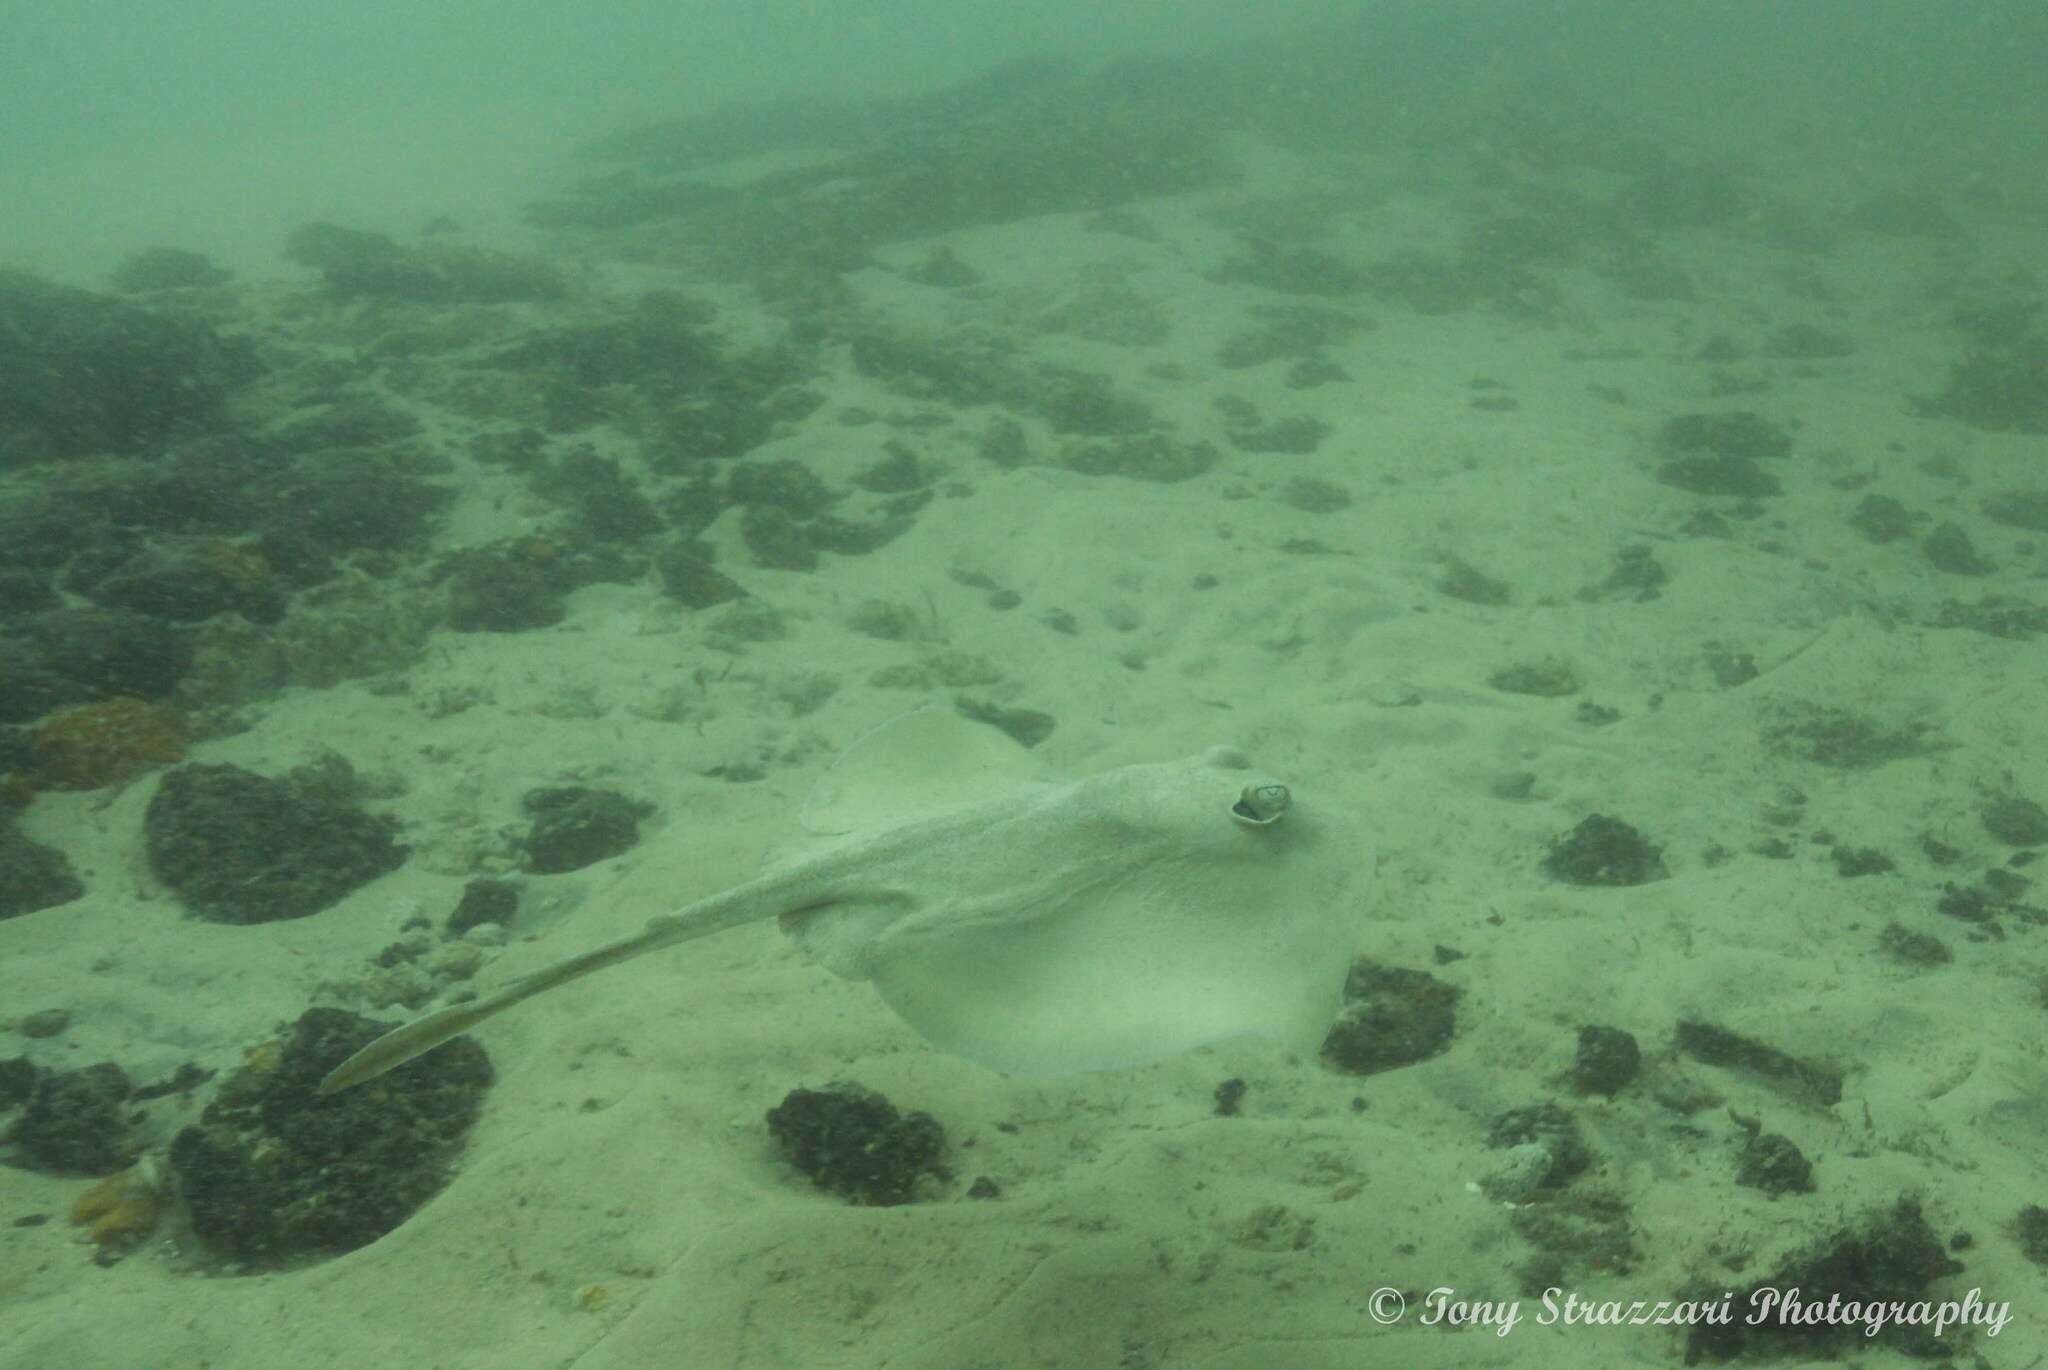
(0, 567), (60, 619)
(1481, 1103), (1591, 1202)
(740, 504), (818, 571)
(530, 449), (664, 542)
(0, 608), (194, 724)
(520, 786), (652, 874)
(1736, 1131), (1815, 1196)
(169, 1007), (491, 1267)
(1674, 1020), (1841, 1106)
(0, 814), (86, 918)
(534, 61), (1229, 274)
(901, 245), (982, 289)
(145, 763), (408, 923)
(268, 397), (422, 455)
(1762, 703), (1937, 770)
(1436, 556), (1513, 606)
(1614, 158), (1746, 230)
(1276, 476), (1352, 513)
(766, 1083), (949, 1206)
(30, 697), (189, 790)
(1543, 814), (1667, 887)
(1570, 1025), (1641, 1097)
(2017, 1206), (2048, 1268)
(1033, 368), (1157, 437)
(1657, 411), (1793, 460)
(809, 506), (921, 558)
(1921, 522), (1996, 576)
(1762, 322), (1855, 360)
(1925, 333), (2048, 434)
(1489, 659), (1581, 697)
(11, 1062), (137, 1175)
(729, 457), (832, 513)
(82, 538), (289, 625)
(1981, 487), (2048, 532)
(723, 456), (924, 571)
(1214, 240), (1369, 297)
(1223, 413), (1331, 455)
(1320, 960), (1458, 1076)
(447, 878), (519, 936)
(0, 270), (252, 466)
(442, 542), (574, 633)
(1849, 493), (1922, 543)
(1876, 922), (1951, 968)
(108, 247), (232, 293)
(853, 441), (932, 494)
(653, 540), (747, 609)
(1061, 433), (1218, 483)
(1684, 1198), (1959, 1361)
(1983, 793), (2048, 846)
(255, 449), (453, 569)
(1656, 454), (1783, 497)
(284, 222), (569, 304)
(954, 698), (1055, 750)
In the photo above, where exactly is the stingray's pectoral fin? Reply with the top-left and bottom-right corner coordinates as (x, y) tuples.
(317, 999), (502, 1095)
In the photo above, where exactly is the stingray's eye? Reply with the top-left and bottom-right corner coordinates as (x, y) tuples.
(1231, 783), (1290, 828)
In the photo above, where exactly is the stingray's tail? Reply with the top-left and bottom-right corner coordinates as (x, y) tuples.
(316, 996), (511, 1094)
(314, 904), (757, 1095)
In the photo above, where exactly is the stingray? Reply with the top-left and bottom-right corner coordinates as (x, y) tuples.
(319, 708), (1366, 1094)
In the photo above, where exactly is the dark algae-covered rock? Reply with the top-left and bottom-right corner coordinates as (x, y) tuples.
(0, 813), (85, 918)
(1543, 814), (1667, 887)
(766, 1082), (949, 1206)
(520, 785), (652, 873)
(11, 1062), (138, 1175)
(145, 763), (408, 922)
(170, 1008), (491, 1267)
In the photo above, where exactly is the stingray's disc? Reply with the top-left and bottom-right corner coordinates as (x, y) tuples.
(800, 706), (1046, 836)
(798, 744), (1366, 1075)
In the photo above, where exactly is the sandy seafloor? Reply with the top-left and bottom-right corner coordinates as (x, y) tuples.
(4, 115), (2048, 1370)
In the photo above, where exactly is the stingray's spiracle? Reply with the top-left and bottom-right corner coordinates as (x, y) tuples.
(1231, 783), (1291, 828)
